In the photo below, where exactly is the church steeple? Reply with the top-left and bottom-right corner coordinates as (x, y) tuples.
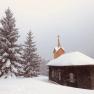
(53, 35), (65, 59)
(57, 35), (61, 47)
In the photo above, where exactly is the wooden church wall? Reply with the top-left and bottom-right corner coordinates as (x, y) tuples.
(49, 66), (94, 89)
(90, 67), (94, 89)
(75, 66), (91, 89)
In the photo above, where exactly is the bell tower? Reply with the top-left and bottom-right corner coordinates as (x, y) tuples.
(53, 35), (64, 59)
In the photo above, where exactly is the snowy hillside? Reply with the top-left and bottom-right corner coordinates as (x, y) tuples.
(0, 77), (93, 94)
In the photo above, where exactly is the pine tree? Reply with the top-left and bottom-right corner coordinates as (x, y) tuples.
(0, 8), (22, 78)
(22, 31), (40, 77)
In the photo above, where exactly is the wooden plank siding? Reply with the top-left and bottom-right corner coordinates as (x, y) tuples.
(49, 65), (94, 89)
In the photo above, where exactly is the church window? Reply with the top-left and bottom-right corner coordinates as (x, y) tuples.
(69, 73), (75, 83)
(52, 70), (54, 78)
(59, 72), (61, 80)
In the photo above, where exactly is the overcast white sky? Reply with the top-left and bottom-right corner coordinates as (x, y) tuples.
(0, 0), (94, 60)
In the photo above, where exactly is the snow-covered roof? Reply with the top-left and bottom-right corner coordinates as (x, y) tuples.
(47, 51), (94, 66)
(54, 47), (61, 51)
(54, 47), (64, 52)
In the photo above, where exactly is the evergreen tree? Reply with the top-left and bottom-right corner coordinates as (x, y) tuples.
(0, 8), (22, 78)
(22, 31), (40, 77)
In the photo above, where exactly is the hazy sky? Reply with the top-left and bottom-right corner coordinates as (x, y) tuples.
(0, 0), (94, 60)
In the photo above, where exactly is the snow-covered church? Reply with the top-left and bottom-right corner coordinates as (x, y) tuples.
(47, 36), (94, 89)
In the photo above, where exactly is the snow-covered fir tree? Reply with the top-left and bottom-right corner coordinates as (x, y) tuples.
(22, 31), (40, 77)
(0, 8), (22, 78)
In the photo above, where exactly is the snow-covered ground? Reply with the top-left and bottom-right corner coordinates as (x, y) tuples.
(33, 75), (48, 82)
(33, 75), (58, 84)
(0, 76), (94, 94)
